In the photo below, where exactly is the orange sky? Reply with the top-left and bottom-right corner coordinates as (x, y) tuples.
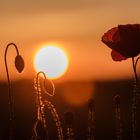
(0, 0), (140, 82)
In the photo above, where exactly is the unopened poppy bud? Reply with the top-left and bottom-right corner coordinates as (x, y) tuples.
(88, 98), (94, 110)
(114, 95), (120, 104)
(15, 55), (24, 73)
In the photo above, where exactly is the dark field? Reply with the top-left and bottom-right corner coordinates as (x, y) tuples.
(0, 79), (139, 140)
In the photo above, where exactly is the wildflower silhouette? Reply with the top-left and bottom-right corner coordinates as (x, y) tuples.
(64, 111), (74, 140)
(4, 43), (24, 140)
(87, 99), (95, 140)
(114, 95), (122, 140)
(102, 24), (140, 140)
(32, 71), (63, 140)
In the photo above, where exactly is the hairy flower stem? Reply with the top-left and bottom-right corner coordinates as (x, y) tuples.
(132, 57), (139, 86)
(114, 96), (122, 140)
(34, 71), (61, 140)
(87, 99), (95, 140)
(4, 43), (19, 140)
(43, 100), (64, 140)
(35, 72), (51, 140)
(35, 72), (64, 140)
(65, 112), (74, 140)
(132, 57), (139, 140)
(36, 72), (45, 122)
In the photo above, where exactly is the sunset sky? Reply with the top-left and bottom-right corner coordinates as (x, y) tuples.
(0, 0), (140, 82)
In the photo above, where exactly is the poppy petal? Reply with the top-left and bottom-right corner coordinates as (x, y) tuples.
(102, 27), (118, 43)
(102, 24), (140, 60)
(111, 50), (127, 61)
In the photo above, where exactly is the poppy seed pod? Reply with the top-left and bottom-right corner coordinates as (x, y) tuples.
(88, 98), (94, 110)
(114, 95), (120, 104)
(15, 55), (24, 73)
(64, 111), (74, 126)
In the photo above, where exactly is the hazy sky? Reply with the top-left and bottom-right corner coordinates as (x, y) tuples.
(0, 0), (140, 82)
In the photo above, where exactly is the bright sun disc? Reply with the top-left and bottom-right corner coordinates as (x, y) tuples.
(34, 46), (69, 79)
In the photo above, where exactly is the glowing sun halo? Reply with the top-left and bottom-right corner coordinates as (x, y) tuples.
(34, 46), (69, 79)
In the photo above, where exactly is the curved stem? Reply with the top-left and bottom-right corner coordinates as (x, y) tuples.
(132, 57), (139, 140)
(43, 100), (64, 140)
(132, 57), (139, 85)
(36, 72), (45, 122)
(134, 57), (140, 70)
(36, 71), (55, 121)
(35, 72), (55, 140)
(37, 72), (55, 97)
(43, 77), (55, 97)
(4, 43), (20, 140)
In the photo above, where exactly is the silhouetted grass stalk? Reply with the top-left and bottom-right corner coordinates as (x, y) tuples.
(64, 112), (74, 140)
(32, 71), (63, 140)
(43, 100), (64, 140)
(87, 99), (95, 140)
(114, 95), (122, 140)
(32, 72), (50, 139)
(66, 127), (74, 140)
(131, 57), (140, 140)
(4, 43), (24, 140)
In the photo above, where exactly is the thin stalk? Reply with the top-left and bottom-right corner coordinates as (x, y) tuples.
(114, 97), (122, 140)
(87, 99), (95, 140)
(65, 112), (74, 140)
(132, 57), (138, 140)
(132, 57), (139, 85)
(35, 71), (55, 140)
(134, 57), (140, 70)
(36, 72), (47, 122)
(43, 100), (64, 140)
(35, 72), (63, 140)
(4, 43), (19, 140)
(36, 71), (55, 120)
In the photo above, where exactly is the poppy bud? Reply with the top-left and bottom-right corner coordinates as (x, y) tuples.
(15, 55), (24, 73)
(88, 98), (94, 110)
(64, 111), (74, 126)
(114, 95), (120, 104)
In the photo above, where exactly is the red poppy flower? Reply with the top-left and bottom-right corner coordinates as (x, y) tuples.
(102, 24), (140, 61)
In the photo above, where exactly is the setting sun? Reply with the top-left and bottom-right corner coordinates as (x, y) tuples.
(34, 46), (69, 79)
